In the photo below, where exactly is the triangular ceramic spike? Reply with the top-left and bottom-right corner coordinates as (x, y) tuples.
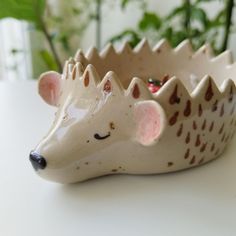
(82, 64), (101, 87)
(220, 78), (236, 95)
(126, 77), (152, 99)
(193, 43), (213, 58)
(119, 41), (133, 54)
(67, 57), (76, 74)
(62, 60), (69, 79)
(211, 50), (234, 66)
(100, 43), (117, 58)
(133, 38), (151, 54)
(74, 49), (89, 67)
(153, 39), (172, 53)
(99, 71), (124, 95)
(71, 62), (84, 80)
(155, 76), (190, 106)
(191, 75), (221, 99)
(174, 39), (193, 55)
(86, 47), (100, 61)
(225, 62), (236, 80)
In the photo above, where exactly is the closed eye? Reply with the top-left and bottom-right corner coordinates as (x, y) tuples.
(94, 132), (111, 140)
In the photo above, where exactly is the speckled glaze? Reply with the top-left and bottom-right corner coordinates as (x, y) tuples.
(30, 39), (236, 183)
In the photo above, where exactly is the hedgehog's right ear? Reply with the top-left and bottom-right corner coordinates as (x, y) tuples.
(133, 100), (166, 146)
(38, 71), (62, 106)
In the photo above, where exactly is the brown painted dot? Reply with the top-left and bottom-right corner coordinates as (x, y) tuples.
(62, 114), (68, 121)
(230, 103), (235, 115)
(111, 169), (118, 172)
(230, 132), (235, 140)
(168, 162), (174, 167)
(84, 71), (89, 87)
(76, 166), (80, 170)
(209, 121), (214, 132)
(221, 133), (226, 142)
(201, 119), (206, 130)
(215, 148), (220, 156)
(229, 86), (233, 102)
(169, 111), (179, 126)
(193, 121), (197, 130)
(183, 100), (191, 117)
(200, 142), (207, 152)
(210, 143), (215, 152)
(104, 80), (112, 93)
(169, 85), (180, 104)
(230, 118), (234, 125)
(185, 132), (190, 144)
(161, 75), (169, 86)
(184, 148), (190, 159)
(219, 123), (224, 134)
(195, 134), (201, 147)
(157, 49), (161, 53)
(86, 140), (90, 143)
(198, 104), (203, 117)
(198, 158), (204, 165)
(205, 79), (214, 101)
(212, 100), (218, 112)
(225, 134), (230, 143)
(132, 84), (140, 99)
(220, 103), (224, 117)
(177, 123), (183, 137)
(109, 122), (115, 130)
(190, 155), (196, 165)
(129, 105), (132, 108)
(85, 162), (89, 165)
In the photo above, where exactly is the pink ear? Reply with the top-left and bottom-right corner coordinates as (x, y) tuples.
(134, 101), (166, 146)
(38, 71), (61, 106)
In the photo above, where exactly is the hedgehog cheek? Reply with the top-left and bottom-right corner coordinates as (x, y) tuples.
(133, 100), (166, 146)
(38, 71), (62, 107)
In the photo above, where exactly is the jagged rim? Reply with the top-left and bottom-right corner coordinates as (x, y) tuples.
(61, 39), (236, 101)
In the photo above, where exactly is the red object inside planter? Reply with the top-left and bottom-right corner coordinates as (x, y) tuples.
(147, 75), (169, 93)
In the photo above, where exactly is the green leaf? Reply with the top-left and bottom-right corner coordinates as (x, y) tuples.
(167, 30), (188, 47)
(195, 0), (216, 4)
(109, 29), (141, 48)
(208, 9), (225, 28)
(121, 0), (129, 9)
(191, 7), (209, 28)
(138, 12), (162, 31)
(39, 49), (58, 71)
(165, 5), (185, 20)
(57, 34), (70, 51)
(0, 0), (45, 27)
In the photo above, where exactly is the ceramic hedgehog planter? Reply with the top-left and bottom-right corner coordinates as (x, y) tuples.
(30, 39), (236, 184)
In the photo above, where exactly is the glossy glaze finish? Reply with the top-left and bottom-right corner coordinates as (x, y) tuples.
(31, 39), (236, 183)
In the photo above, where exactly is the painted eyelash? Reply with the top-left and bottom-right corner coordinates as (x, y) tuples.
(94, 132), (111, 140)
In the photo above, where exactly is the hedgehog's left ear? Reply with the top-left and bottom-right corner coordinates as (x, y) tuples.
(38, 71), (62, 106)
(134, 100), (166, 146)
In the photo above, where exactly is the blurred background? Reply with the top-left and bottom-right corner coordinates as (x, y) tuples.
(0, 0), (235, 80)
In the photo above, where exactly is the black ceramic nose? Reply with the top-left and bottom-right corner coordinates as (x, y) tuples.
(29, 151), (47, 170)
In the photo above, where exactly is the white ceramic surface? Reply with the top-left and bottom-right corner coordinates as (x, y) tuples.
(30, 39), (236, 183)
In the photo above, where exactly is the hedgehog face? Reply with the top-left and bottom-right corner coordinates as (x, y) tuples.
(30, 62), (166, 183)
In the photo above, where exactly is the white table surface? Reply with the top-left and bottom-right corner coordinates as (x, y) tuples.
(0, 81), (236, 236)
